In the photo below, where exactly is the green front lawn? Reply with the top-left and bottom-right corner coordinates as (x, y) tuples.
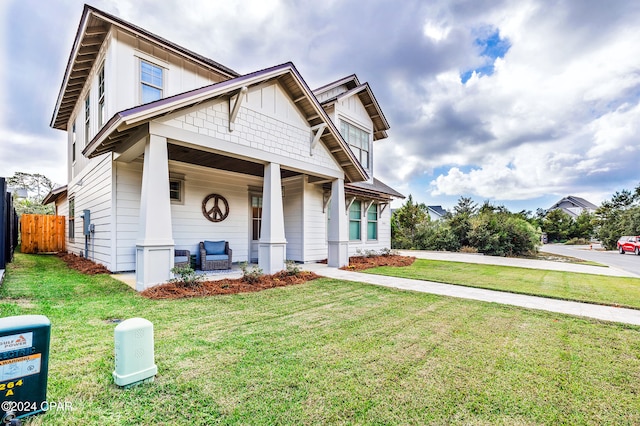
(1, 253), (640, 425)
(367, 259), (640, 309)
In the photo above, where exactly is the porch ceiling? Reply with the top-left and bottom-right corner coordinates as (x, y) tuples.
(167, 144), (300, 179)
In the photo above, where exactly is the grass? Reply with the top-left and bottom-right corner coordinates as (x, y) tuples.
(367, 259), (640, 309)
(1, 253), (640, 425)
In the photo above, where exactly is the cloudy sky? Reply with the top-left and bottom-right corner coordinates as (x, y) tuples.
(2, 0), (640, 212)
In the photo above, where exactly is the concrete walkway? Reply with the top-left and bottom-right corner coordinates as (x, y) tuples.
(399, 250), (639, 278)
(302, 262), (640, 326)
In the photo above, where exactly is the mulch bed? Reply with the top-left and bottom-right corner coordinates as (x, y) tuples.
(56, 250), (414, 300)
(56, 252), (111, 275)
(341, 254), (416, 271)
(141, 271), (320, 300)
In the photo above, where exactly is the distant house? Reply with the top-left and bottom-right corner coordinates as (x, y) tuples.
(427, 205), (447, 221)
(548, 196), (598, 218)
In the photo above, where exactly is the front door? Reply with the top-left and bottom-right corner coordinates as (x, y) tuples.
(249, 195), (262, 263)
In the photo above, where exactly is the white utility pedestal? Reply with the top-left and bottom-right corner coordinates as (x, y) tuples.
(113, 318), (157, 388)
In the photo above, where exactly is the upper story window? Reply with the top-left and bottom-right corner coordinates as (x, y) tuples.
(72, 122), (76, 163)
(84, 95), (90, 144)
(141, 60), (163, 104)
(98, 65), (105, 127)
(340, 120), (370, 169)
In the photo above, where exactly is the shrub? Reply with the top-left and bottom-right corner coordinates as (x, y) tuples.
(565, 237), (591, 245)
(240, 262), (263, 284)
(459, 246), (479, 253)
(285, 260), (301, 276)
(170, 265), (202, 287)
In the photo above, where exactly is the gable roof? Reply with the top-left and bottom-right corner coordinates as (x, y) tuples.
(428, 205), (447, 217)
(83, 62), (369, 183)
(51, 4), (239, 130)
(314, 76), (390, 141)
(549, 196), (598, 211)
(42, 185), (68, 205)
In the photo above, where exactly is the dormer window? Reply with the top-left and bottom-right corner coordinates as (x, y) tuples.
(141, 60), (163, 104)
(340, 120), (370, 169)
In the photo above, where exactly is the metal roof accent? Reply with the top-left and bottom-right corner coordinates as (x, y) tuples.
(344, 178), (405, 199)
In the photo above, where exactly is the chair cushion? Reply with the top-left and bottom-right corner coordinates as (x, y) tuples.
(205, 254), (229, 261)
(174, 256), (189, 263)
(204, 240), (226, 255)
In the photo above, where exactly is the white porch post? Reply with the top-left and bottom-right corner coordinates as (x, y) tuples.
(259, 163), (287, 274)
(328, 178), (349, 267)
(135, 134), (174, 291)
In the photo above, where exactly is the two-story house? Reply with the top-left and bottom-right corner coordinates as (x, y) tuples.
(47, 5), (403, 291)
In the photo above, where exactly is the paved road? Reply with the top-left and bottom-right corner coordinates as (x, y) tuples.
(398, 249), (638, 277)
(540, 244), (640, 277)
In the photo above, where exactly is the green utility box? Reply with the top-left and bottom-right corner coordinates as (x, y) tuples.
(0, 315), (51, 421)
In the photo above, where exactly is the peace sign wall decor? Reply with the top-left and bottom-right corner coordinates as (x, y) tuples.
(202, 193), (230, 222)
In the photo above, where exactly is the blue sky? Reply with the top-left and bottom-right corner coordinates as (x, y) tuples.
(2, 0), (640, 214)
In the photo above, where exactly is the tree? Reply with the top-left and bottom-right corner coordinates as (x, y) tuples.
(448, 197), (478, 247)
(542, 209), (573, 242)
(571, 211), (595, 240)
(391, 195), (430, 249)
(7, 172), (56, 216)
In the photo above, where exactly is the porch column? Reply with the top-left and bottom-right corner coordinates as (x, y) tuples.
(259, 163), (286, 274)
(328, 178), (349, 267)
(136, 134), (174, 291)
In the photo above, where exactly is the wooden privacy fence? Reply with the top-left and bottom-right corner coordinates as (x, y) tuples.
(21, 214), (66, 254)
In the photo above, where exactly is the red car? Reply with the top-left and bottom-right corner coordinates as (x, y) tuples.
(617, 236), (640, 254)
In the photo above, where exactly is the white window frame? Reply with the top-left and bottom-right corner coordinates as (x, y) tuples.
(98, 64), (105, 127)
(140, 59), (164, 104)
(367, 203), (378, 241)
(84, 94), (90, 145)
(169, 175), (184, 204)
(72, 121), (77, 164)
(340, 119), (371, 169)
(68, 196), (75, 240)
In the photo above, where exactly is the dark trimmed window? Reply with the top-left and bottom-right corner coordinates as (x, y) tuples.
(349, 200), (361, 241)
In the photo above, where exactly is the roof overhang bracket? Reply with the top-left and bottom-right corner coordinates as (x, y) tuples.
(323, 191), (331, 213)
(310, 123), (327, 155)
(346, 196), (356, 214)
(363, 200), (374, 217)
(379, 202), (389, 214)
(229, 86), (248, 132)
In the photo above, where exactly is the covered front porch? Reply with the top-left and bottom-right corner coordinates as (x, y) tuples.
(116, 135), (351, 291)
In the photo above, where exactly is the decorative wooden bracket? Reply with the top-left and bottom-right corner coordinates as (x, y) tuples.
(346, 196), (356, 214)
(310, 123), (327, 155)
(323, 191), (331, 213)
(363, 200), (374, 217)
(229, 86), (248, 132)
(379, 202), (389, 214)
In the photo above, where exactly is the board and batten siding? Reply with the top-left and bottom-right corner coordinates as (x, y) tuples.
(282, 176), (304, 262)
(168, 162), (263, 265)
(303, 179), (329, 262)
(114, 159), (265, 271)
(66, 154), (113, 268)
